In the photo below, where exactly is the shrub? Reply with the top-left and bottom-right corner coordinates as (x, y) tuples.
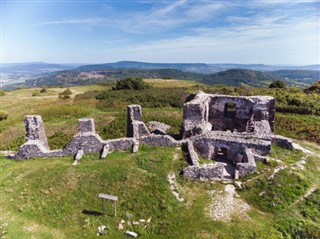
(58, 89), (72, 99)
(40, 87), (47, 93)
(32, 91), (40, 97)
(0, 111), (9, 121)
(269, 80), (285, 88)
(113, 78), (149, 91)
(0, 90), (5, 96)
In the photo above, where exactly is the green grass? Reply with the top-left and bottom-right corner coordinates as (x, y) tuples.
(1, 81), (320, 238)
(1, 144), (320, 238)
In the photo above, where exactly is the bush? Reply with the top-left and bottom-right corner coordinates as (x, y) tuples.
(32, 91), (40, 97)
(0, 90), (5, 96)
(0, 111), (9, 121)
(40, 87), (47, 93)
(59, 89), (72, 99)
(96, 88), (188, 109)
(113, 78), (149, 90)
(269, 80), (285, 88)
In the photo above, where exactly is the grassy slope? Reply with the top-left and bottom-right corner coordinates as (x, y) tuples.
(1, 145), (319, 238)
(1, 80), (320, 238)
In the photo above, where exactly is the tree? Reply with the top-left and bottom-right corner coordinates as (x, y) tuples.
(269, 80), (285, 88)
(113, 78), (149, 90)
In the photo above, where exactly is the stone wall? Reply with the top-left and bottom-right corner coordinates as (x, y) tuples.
(12, 94), (292, 183)
(272, 134), (293, 149)
(13, 106), (183, 159)
(182, 92), (275, 138)
(127, 105), (149, 138)
(24, 115), (49, 150)
(186, 140), (200, 166)
(191, 131), (272, 161)
(183, 163), (224, 180)
(235, 148), (257, 178)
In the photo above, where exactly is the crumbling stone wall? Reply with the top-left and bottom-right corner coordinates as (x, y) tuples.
(12, 93), (290, 182)
(127, 105), (149, 138)
(235, 147), (257, 179)
(183, 163), (224, 180)
(24, 115), (49, 149)
(191, 131), (271, 161)
(272, 134), (293, 149)
(182, 92), (275, 138)
(14, 105), (182, 159)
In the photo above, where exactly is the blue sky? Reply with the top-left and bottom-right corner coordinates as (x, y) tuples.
(1, 0), (319, 64)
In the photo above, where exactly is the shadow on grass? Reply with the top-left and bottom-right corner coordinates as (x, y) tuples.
(82, 209), (103, 216)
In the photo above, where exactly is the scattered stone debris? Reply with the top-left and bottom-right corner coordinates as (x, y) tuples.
(0, 151), (16, 157)
(167, 172), (184, 202)
(207, 185), (250, 222)
(97, 225), (106, 236)
(292, 143), (313, 155)
(293, 158), (306, 171)
(0, 223), (8, 238)
(118, 223), (124, 231)
(268, 165), (287, 179)
(126, 230), (138, 238)
(234, 181), (242, 189)
(147, 121), (172, 135)
(100, 144), (109, 159)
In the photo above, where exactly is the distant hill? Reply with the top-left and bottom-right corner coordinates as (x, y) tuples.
(76, 61), (215, 74)
(10, 68), (280, 89)
(76, 61), (320, 74)
(16, 68), (202, 88)
(269, 70), (320, 87)
(2, 62), (79, 74)
(200, 69), (279, 87)
(3, 61), (319, 89)
(304, 81), (320, 94)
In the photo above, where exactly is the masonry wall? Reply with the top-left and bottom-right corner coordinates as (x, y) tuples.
(182, 92), (275, 138)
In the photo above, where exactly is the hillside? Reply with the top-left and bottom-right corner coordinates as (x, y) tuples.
(0, 83), (320, 238)
(5, 69), (202, 89)
(269, 70), (320, 87)
(6, 68), (278, 89)
(3, 61), (320, 90)
(201, 69), (278, 87)
(76, 61), (320, 73)
(304, 81), (320, 94)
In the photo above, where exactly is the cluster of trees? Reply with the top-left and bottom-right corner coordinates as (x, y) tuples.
(112, 77), (149, 90)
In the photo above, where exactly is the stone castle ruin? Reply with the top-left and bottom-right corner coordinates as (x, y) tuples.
(12, 92), (293, 180)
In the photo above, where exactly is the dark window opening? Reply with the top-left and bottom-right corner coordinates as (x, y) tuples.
(224, 102), (237, 117)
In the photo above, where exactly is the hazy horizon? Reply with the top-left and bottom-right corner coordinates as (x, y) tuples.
(2, 1), (320, 65)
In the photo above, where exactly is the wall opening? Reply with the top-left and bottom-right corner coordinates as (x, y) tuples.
(223, 102), (237, 131)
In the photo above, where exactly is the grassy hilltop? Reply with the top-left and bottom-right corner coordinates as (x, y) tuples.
(0, 79), (320, 238)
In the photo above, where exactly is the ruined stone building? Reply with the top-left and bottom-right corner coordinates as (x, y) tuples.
(11, 91), (292, 180)
(181, 92), (276, 180)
